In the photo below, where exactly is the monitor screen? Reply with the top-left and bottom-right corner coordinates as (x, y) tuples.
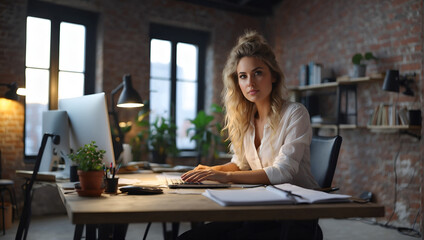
(59, 92), (115, 167)
(40, 110), (71, 178)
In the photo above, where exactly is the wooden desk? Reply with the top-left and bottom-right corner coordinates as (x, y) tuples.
(58, 173), (384, 225)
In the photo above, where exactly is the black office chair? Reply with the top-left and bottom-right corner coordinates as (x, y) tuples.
(15, 133), (60, 240)
(309, 135), (343, 191)
(0, 150), (18, 235)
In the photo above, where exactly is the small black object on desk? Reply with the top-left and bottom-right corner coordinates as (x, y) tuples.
(119, 186), (163, 195)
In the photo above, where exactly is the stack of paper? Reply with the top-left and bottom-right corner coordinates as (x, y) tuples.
(203, 183), (351, 206)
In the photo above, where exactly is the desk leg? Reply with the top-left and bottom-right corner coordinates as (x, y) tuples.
(97, 224), (128, 240)
(112, 224), (128, 240)
(86, 224), (97, 240)
(162, 222), (180, 240)
(171, 222), (180, 239)
(73, 224), (84, 240)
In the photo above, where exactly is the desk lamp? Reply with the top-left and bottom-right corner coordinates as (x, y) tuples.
(0, 82), (26, 101)
(110, 74), (144, 161)
(382, 69), (415, 96)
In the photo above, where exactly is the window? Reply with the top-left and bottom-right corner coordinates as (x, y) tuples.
(25, 1), (97, 160)
(149, 24), (209, 151)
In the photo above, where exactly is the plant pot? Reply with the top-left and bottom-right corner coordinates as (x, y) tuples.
(352, 64), (366, 78)
(77, 170), (104, 197)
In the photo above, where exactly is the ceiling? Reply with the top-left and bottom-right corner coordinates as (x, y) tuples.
(178, 0), (283, 16)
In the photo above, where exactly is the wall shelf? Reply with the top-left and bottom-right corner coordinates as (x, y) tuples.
(288, 75), (384, 92)
(289, 74), (384, 135)
(367, 125), (421, 139)
(311, 124), (357, 130)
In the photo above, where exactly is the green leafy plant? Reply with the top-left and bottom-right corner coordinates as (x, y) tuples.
(187, 104), (228, 165)
(130, 100), (179, 163)
(149, 117), (179, 159)
(130, 101), (150, 162)
(352, 52), (377, 65)
(68, 141), (105, 171)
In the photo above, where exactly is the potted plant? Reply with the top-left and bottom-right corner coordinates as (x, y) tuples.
(68, 141), (106, 197)
(148, 117), (179, 164)
(131, 101), (150, 162)
(352, 52), (377, 78)
(187, 104), (229, 165)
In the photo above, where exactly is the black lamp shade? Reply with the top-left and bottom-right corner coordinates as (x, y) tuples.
(117, 75), (144, 108)
(2, 82), (19, 101)
(382, 70), (399, 93)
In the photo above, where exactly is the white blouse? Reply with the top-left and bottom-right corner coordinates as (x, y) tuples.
(231, 101), (319, 189)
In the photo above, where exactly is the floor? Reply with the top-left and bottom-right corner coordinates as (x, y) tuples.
(1, 214), (420, 240)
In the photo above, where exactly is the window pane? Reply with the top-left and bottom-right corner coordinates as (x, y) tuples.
(26, 17), (51, 68)
(58, 71), (84, 99)
(24, 68), (49, 156)
(59, 22), (86, 72)
(176, 43), (198, 149)
(176, 81), (197, 149)
(177, 43), (198, 81)
(149, 78), (171, 122)
(150, 39), (171, 79)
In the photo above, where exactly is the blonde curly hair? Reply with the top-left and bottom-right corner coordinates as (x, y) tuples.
(222, 30), (288, 160)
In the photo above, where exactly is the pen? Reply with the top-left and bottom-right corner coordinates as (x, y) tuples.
(268, 185), (304, 202)
(116, 163), (121, 173)
(103, 164), (108, 179)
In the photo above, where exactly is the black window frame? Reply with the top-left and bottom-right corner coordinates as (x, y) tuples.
(149, 23), (209, 152)
(25, 0), (97, 162)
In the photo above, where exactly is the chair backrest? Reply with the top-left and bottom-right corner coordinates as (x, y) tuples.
(310, 135), (342, 189)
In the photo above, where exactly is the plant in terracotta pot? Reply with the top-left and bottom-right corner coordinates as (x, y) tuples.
(68, 141), (106, 197)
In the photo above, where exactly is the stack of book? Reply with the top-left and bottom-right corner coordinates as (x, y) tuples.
(203, 183), (351, 206)
(368, 103), (409, 126)
(299, 62), (323, 86)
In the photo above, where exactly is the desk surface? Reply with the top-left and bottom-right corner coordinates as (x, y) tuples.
(58, 173), (385, 225)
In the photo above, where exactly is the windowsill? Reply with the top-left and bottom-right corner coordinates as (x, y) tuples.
(176, 151), (198, 158)
(174, 151), (233, 159)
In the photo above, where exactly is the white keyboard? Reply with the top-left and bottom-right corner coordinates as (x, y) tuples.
(166, 177), (231, 189)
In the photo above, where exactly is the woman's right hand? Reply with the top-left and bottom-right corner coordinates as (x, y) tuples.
(181, 164), (229, 183)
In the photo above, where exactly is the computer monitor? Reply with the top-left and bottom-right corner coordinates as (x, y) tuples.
(58, 92), (116, 168)
(40, 110), (71, 178)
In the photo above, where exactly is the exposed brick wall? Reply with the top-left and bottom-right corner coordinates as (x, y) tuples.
(1, 0), (423, 234)
(0, 99), (25, 178)
(269, 0), (423, 231)
(0, 0), (29, 208)
(0, 0), (262, 214)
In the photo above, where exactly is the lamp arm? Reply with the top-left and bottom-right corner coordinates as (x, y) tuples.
(109, 82), (125, 161)
(110, 82), (124, 110)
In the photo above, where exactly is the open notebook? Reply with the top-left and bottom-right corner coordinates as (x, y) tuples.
(203, 183), (351, 206)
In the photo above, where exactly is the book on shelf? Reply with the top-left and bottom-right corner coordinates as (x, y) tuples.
(368, 104), (409, 126)
(202, 183), (351, 206)
(307, 62), (323, 86)
(299, 64), (309, 86)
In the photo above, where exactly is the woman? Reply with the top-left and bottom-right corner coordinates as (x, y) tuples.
(179, 30), (321, 240)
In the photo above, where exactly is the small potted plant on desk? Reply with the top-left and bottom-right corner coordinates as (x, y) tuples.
(68, 141), (106, 197)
